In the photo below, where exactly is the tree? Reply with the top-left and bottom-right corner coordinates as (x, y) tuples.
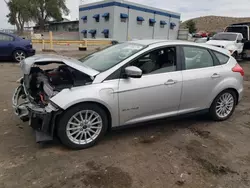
(5, 0), (70, 32)
(5, 0), (32, 34)
(186, 20), (197, 34)
(31, 0), (70, 31)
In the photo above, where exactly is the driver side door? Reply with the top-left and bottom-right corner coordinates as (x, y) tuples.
(118, 46), (183, 125)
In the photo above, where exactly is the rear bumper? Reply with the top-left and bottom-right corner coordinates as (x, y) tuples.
(238, 87), (244, 103)
(12, 85), (61, 141)
(26, 49), (36, 57)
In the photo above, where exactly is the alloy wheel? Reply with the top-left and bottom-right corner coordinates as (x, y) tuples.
(215, 93), (234, 118)
(15, 51), (26, 62)
(66, 110), (103, 145)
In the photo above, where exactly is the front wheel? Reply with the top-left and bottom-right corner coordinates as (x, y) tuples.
(209, 90), (237, 121)
(13, 50), (26, 62)
(57, 104), (108, 149)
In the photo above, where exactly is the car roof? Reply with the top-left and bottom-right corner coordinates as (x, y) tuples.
(128, 39), (231, 56)
(0, 31), (18, 38)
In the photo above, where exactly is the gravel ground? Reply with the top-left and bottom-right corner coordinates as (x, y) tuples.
(0, 53), (249, 188)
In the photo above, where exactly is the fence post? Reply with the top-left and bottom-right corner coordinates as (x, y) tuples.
(42, 39), (45, 50)
(49, 31), (53, 50)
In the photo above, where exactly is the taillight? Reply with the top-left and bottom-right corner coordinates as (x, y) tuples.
(232, 63), (244, 76)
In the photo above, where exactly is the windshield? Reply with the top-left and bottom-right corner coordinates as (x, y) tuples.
(79, 43), (146, 72)
(212, 33), (237, 41)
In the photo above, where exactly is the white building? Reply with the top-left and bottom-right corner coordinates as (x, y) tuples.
(79, 0), (181, 41)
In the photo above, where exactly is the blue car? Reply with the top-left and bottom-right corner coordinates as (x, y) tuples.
(0, 32), (36, 62)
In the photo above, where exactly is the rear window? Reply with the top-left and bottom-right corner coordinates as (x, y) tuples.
(225, 26), (248, 39)
(213, 51), (229, 64)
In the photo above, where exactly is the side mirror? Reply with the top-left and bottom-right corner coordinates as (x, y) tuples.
(241, 38), (247, 43)
(125, 66), (142, 78)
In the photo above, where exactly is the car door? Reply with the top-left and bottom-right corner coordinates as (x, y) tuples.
(179, 45), (224, 114)
(236, 34), (244, 54)
(0, 33), (15, 57)
(118, 46), (183, 125)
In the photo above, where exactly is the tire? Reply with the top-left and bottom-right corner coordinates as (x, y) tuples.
(209, 90), (237, 121)
(57, 103), (108, 150)
(13, 50), (27, 62)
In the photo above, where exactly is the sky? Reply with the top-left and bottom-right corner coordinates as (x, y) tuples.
(1, 0), (250, 29)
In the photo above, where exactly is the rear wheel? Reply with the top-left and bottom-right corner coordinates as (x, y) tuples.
(13, 50), (26, 62)
(209, 90), (237, 121)
(57, 103), (108, 149)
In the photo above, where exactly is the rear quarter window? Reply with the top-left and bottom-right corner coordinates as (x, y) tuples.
(213, 51), (229, 65)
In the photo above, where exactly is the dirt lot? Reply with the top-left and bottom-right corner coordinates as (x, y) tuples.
(0, 53), (250, 188)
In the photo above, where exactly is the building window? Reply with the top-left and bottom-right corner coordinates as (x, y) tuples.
(121, 18), (127, 23)
(160, 20), (167, 28)
(170, 22), (176, 30)
(149, 18), (156, 27)
(81, 30), (87, 38)
(102, 13), (110, 22)
(102, 29), (109, 38)
(137, 16), (144, 25)
(93, 14), (100, 22)
(81, 16), (87, 23)
(89, 30), (97, 38)
(120, 13), (128, 23)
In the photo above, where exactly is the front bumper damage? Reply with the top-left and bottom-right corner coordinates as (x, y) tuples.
(12, 85), (61, 142)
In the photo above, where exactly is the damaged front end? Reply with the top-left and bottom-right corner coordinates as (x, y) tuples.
(12, 54), (98, 142)
(12, 79), (62, 142)
(12, 81), (62, 142)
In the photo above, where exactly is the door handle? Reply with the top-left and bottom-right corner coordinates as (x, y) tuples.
(211, 73), (220, 78)
(164, 79), (177, 85)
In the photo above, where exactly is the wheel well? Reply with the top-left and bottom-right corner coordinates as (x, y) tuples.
(214, 88), (239, 105)
(12, 49), (26, 56)
(61, 102), (112, 131)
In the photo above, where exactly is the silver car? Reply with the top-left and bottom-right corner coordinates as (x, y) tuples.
(13, 40), (244, 149)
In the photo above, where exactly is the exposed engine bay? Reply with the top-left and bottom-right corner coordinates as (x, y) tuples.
(23, 64), (93, 107)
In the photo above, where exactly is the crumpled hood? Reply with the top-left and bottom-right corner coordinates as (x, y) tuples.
(20, 54), (99, 77)
(206, 40), (235, 47)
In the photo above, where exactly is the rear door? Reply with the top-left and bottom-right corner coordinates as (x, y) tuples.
(0, 33), (15, 57)
(179, 45), (224, 114)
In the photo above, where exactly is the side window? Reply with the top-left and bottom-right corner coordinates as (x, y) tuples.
(213, 51), (229, 65)
(0, 34), (14, 41)
(183, 46), (214, 70)
(131, 47), (177, 75)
